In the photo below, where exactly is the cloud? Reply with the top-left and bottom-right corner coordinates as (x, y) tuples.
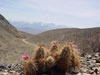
(0, 0), (100, 28)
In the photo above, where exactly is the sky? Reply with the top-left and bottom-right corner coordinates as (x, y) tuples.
(0, 0), (100, 28)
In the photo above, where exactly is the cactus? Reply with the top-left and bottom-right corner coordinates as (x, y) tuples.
(56, 45), (72, 71)
(46, 56), (56, 68)
(33, 44), (50, 60)
(50, 42), (62, 60)
(70, 48), (80, 69)
(50, 44), (58, 52)
(35, 47), (45, 59)
(60, 46), (71, 60)
(23, 59), (37, 75)
(56, 42), (80, 72)
(22, 41), (81, 75)
(33, 45), (50, 74)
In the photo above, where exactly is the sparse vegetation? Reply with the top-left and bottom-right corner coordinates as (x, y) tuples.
(27, 28), (100, 55)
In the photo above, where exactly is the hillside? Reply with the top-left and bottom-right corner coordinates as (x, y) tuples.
(0, 14), (20, 38)
(0, 14), (20, 47)
(27, 28), (100, 55)
(0, 14), (34, 64)
(0, 14), (100, 63)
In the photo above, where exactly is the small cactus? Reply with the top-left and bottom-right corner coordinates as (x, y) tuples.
(23, 59), (37, 75)
(50, 42), (62, 60)
(33, 45), (49, 74)
(56, 45), (72, 71)
(60, 46), (71, 60)
(35, 47), (45, 60)
(56, 42), (80, 72)
(50, 44), (58, 52)
(70, 49), (80, 68)
(50, 40), (59, 52)
(33, 45), (51, 64)
(46, 56), (55, 68)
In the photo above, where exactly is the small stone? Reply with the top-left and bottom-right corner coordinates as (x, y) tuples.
(86, 55), (92, 59)
(95, 53), (99, 57)
(96, 58), (100, 63)
(95, 63), (100, 67)
(80, 73), (90, 75)
(77, 72), (81, 75)
(70, 67), (80, 74)
(91, 60), (96, 63)
(80, 68), (88, 73)
(93, 67), (100, 71)
(86, 69), (93, 74)
(7, 64), (12, 69)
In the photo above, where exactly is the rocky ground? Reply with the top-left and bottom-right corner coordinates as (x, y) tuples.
(0, 52), (100, 75)
(79, 52), (100, 75)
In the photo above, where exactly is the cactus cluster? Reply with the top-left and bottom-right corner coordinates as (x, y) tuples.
(22, 41), (80, 75)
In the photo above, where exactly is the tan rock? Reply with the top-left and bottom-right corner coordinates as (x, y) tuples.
(96, 58), (100, 63)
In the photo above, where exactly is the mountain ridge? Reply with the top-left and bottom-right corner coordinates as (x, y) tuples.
(11, 21), (69, 34)
(0, 14), (20, 38)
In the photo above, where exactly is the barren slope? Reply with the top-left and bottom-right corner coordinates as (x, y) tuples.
(0, 14), (34, 64)
(27, 28), (100, 55)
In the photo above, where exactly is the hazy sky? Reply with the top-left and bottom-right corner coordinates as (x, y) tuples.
(0, 0), (100, 28)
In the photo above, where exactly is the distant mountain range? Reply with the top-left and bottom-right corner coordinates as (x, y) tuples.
(10, 21), (69, 34)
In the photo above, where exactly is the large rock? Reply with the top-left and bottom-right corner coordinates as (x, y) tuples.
(0, 64), (7, 71)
